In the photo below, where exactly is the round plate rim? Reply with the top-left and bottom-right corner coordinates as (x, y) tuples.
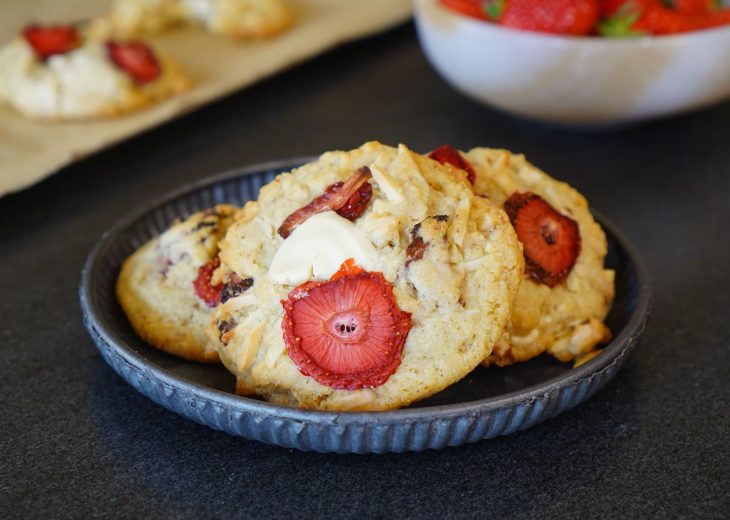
(79, 157), (653, 425)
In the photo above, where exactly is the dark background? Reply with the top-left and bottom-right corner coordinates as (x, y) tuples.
(1, 23), (729, 518)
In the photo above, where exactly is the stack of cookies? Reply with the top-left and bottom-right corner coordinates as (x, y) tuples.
(116, 141), (615, 411)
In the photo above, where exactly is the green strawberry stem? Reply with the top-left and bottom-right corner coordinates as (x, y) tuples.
(483, 0), (505, 21)
(598, 3), (646, 37)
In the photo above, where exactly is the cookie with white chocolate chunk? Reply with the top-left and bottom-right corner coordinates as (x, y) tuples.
(89, 0), (293, 40)
(208, 141), (524, 411)
(0, 24), (189, 120)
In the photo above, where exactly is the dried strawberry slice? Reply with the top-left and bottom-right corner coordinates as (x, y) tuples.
(281, 263), (412, 390)
(504, 192), (581, 288)
(22, 24), (81, 60)
(428, 145), (476, 185)
(193, 258), (223, 307)
(106, 40), (161, 85)
(277, 167), (373, 238)
(326, 180), (373, 221)
(329, 258), (365, 281)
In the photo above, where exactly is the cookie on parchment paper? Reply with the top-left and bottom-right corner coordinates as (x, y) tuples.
(89, 0), (293, 40)
(0, 24), (189, 120)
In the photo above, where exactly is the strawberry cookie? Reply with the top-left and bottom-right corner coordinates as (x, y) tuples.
(207, 141), (524, 411)
(432, 146), (615, 367)
(90, 0), (293, 39)
(0, 24), (189, 119)
(116, 205), (237, 363)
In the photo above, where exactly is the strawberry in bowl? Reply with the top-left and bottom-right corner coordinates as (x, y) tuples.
(415, 0), (730, 125)
(440, 0), (730, 36)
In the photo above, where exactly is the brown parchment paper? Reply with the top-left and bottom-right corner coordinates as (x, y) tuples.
(0, 0), (412, 196)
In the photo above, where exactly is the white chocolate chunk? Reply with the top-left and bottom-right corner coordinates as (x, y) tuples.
(268, 211), (377, 285)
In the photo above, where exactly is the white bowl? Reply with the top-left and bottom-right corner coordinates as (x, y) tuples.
(414, 0), (730, 126)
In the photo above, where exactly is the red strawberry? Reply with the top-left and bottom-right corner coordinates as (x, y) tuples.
(695, 8), (730, 28)
(325, 179), (373, 221)
(193, 258), (223, 307)
(636, 6), (697, 33)
(428, 145), (477, 185)
(599, 0), (656, 18)
(498, 0), (600, 36)
(440, 0), (490, 20)
(278, 167), (373, 238)
(281, 263), (412, 390)
(504, 192), (581, 288)
(329, 258), (365, 281)
(106, 41), (161, 84)
(599, 0), (698, 35)
(22, 24), (81, 60)
(671, 0), (719, 15)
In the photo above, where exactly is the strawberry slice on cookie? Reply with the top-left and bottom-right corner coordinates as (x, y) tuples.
(22, 24), (81, 60)
(282, 261), (412, 390)
(278, 167), (373, 238)
(504, 192), (581, 288)
(193, 257), (224, 308)
(428, 145), (477, 185)
(106, 40), (162, 84)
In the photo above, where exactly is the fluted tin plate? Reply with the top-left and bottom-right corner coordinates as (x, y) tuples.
(80, 158), (652, 453)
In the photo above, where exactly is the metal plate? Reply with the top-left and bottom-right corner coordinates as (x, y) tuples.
(79, 158), (652, 453)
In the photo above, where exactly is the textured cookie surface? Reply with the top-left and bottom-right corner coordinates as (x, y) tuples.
(117, 205), (236, 363)
(0, 33), (189, 120)
(185, 0), (293, 38)
(465, 148), (615, 366)
(208, 142), (523, 411)
(90, 0), (292, 39)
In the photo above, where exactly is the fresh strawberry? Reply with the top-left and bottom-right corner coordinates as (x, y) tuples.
(504, 192), (581, 288)
(106, 41), (161, 84)
(193, 258), (223, 307)
(694, 7), (730, 28)
(637, 5), (697, 33)
(278, 167), (373, 238)
(440, 0), (490, 20)
(22, 24), (81, 60)
(498, 0), (600, 36)
(281, 262), (412, 390)
(671, 0), (720, 15)
(428, 145), (477, 185)
(599, 0), (699, 35)
(599, 0), (656, 18)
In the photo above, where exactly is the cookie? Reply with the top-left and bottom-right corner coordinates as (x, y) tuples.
(88, 0), (184, 39)
(186, 0), (293, 38)
(208, 142), (523, 411)
(462, 148), (615, 366)
(90, 0), (292, 39)
(0, 24), (189, 120)
(116, 205), (237, 363)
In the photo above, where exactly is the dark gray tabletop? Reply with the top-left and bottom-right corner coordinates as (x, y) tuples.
(1, 23), (728, 519)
